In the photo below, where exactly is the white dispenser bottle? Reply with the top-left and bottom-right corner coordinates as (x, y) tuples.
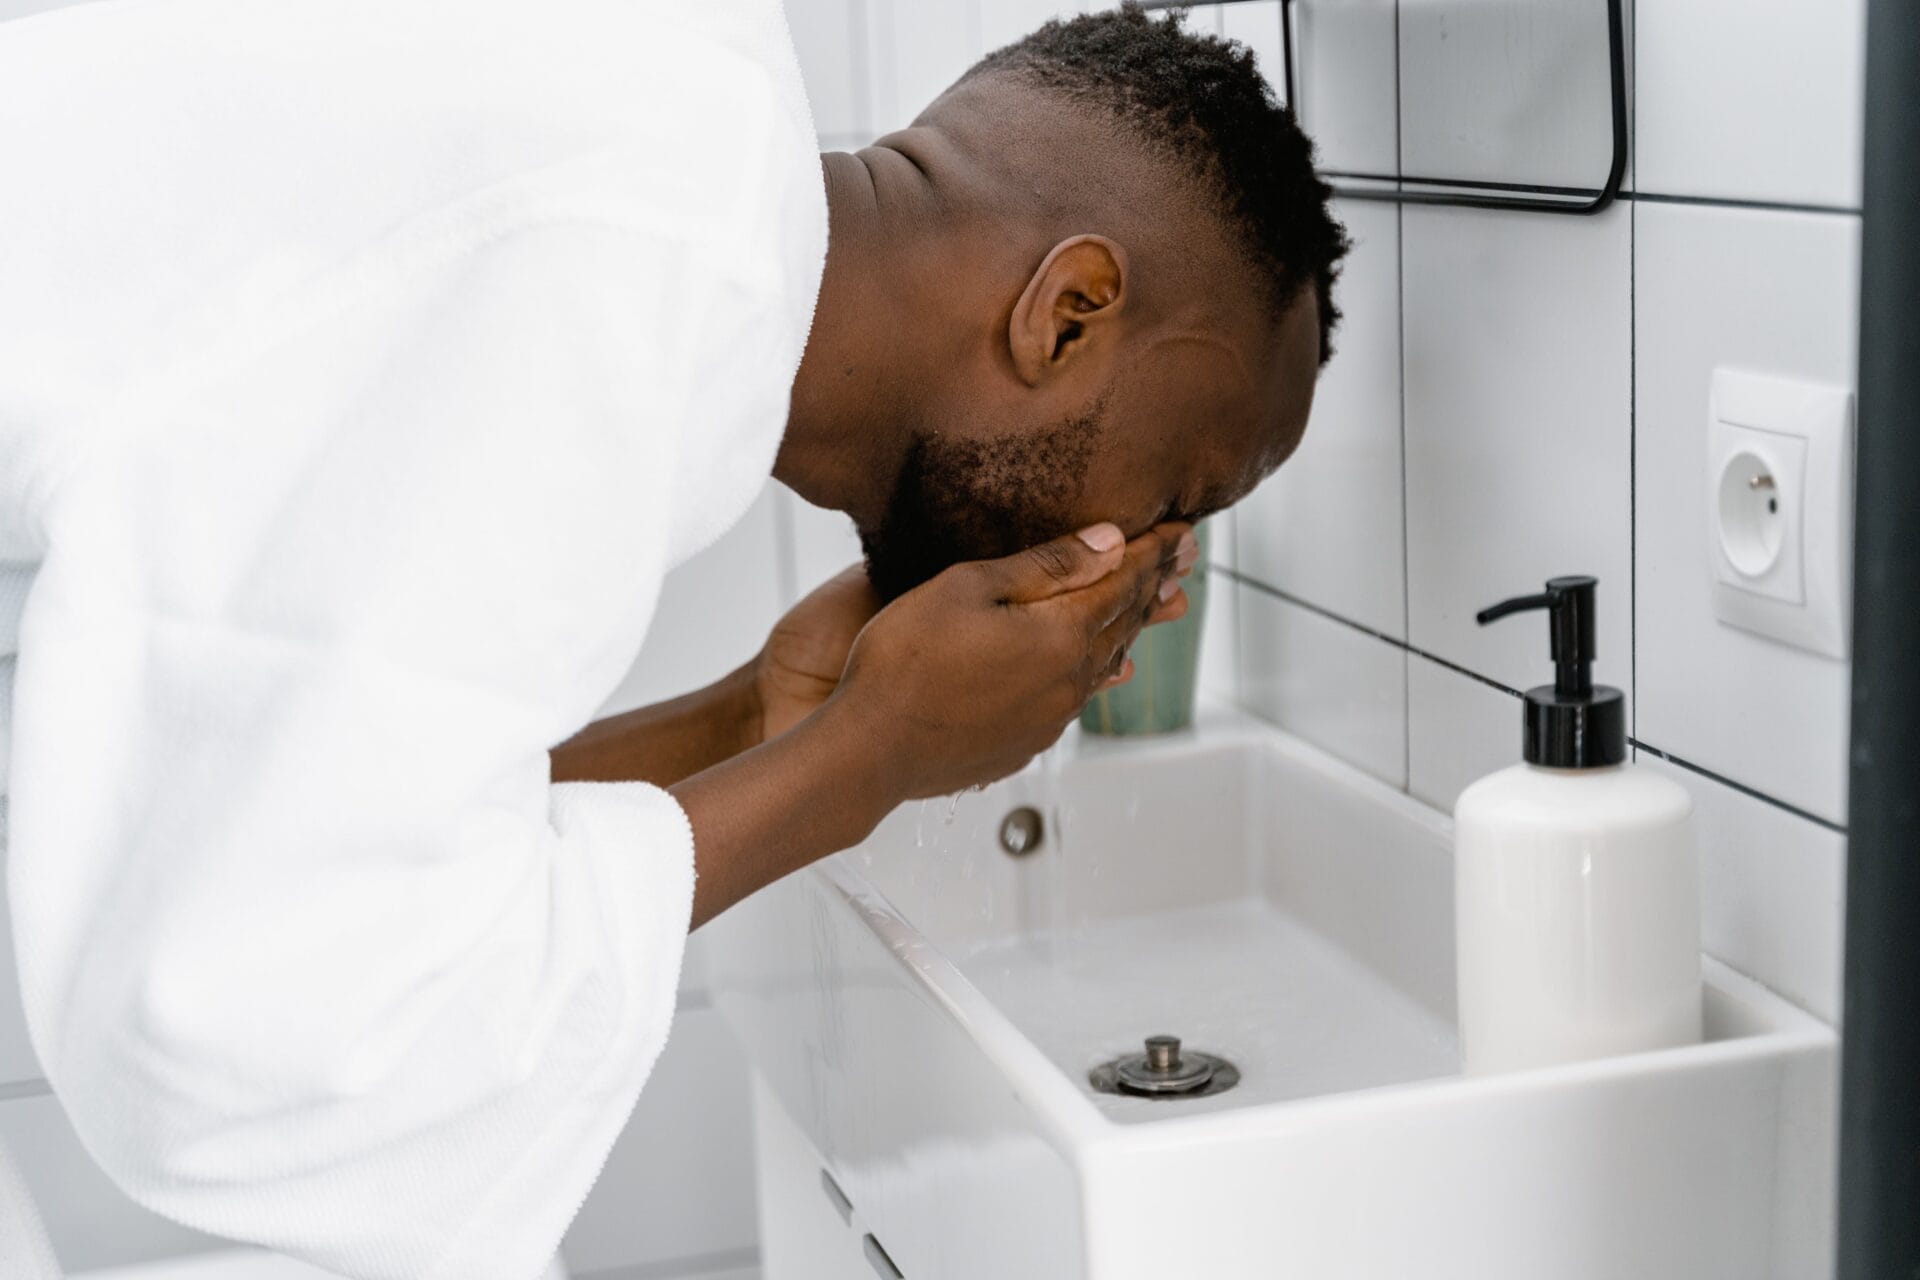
(1455, 576), (1702, 1074)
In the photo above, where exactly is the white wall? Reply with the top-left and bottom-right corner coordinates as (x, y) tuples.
(0, 0), (1864, 1275)
(1225, 0), (1860, 1030)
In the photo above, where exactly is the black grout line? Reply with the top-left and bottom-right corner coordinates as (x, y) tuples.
(1312, 172), (1860, 219)
(1631, 739), (1850, 836)
(1224, 567), (1850, 835)
(1629, 90), (1639, 754)
(1392, 0), (1409, 786)
(1626, 190), (1860, 217)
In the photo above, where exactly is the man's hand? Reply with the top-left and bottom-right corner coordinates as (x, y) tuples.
(670, 520), (1195, 927)
(754, 566), (882, 743)
(821, 520), (1195, 801)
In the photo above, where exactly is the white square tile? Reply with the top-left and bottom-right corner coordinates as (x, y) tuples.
(786, 0), (865, 139)
(781, 484), (865, 598)
(1643, 758), (1847, 1024)
(977, 0), (1084, 56)
(1294, 0), (1398, 176)
(1398, 0), (1625, 192)
(1401, 203), (1632, 698)
(1237, 198), (1404, 638)
(562, 1009), (759, 1274)
(1197, 561), (1239, 707)
(1238, 586), (1407, 787)
(1220, 0), (1286, 103)
(1633, 201), (1858, 825)
(1406, 652), (1522, 814)
(598, 486), (785, 718)
(1636, 0), (1865, 209)
(865, 0), (981, 133)
(0, 1094), (221, 1273)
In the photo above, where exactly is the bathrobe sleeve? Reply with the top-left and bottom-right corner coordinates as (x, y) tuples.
(7, 217), (736, 1280)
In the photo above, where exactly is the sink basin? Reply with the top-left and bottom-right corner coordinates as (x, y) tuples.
(708, 711), (1837, 1279)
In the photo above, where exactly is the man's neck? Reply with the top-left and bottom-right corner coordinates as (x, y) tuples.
(773, 151), (918, 531)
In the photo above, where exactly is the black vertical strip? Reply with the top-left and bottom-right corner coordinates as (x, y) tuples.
(1838, 1), (1920, 1277)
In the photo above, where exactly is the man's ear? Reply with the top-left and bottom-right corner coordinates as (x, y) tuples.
(1008, 234), (1128, 387)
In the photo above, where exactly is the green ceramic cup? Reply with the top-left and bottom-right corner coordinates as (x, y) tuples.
(1078, 519), (1210, 736)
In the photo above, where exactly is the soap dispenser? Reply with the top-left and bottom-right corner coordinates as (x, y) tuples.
(1455, 576), (1702, 1074)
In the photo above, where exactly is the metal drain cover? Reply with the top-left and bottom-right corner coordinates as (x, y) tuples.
(1090, 1035), (1240, 1099)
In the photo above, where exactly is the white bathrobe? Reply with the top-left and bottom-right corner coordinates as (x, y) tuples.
(0, 1), (827, 1277)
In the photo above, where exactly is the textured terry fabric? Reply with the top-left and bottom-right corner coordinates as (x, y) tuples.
(0, 1), (827, 1277)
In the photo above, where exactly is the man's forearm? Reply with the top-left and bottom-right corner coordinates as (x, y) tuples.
(673, 698), (902, 928)
(550, 663), (762, 788)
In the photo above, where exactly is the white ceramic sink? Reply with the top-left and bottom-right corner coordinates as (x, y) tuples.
(708, 711), (1836, 1279)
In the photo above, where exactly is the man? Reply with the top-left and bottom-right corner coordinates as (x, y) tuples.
(0, 2), (1345, 1276)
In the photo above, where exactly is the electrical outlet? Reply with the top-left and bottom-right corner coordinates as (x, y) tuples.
(1707, 369), (1854, 659)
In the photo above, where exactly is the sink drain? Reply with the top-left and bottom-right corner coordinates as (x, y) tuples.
(1090, 1035), (1240, 1099)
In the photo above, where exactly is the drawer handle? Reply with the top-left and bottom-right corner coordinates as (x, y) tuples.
(863, 1233), (904, 1278)
(819, 1168), (853, 1225)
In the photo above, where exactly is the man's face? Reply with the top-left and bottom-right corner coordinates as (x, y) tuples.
(858, 286), (1323, 601)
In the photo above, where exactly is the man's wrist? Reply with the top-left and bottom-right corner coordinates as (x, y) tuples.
(721, 660), (769, 757)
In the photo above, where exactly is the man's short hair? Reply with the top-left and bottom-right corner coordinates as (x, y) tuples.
(965, 2), (1351, 362)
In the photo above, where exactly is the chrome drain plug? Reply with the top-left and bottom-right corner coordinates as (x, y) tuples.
(1090, 1035), (1240, 1099)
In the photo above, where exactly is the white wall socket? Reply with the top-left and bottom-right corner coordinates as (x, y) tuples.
(1707, 368), (1854, 659)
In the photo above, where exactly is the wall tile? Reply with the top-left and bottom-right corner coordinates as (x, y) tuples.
(1239, 586), (1406, 787)
(1406, 653), (1521, 814)
(1399, 0), (1625, 193)
(598, 486), (785, 718)
(782, 485), (865, 599)
(1401, 204), (1632, 697)
(787, 0), (866, 140)
(1644, 759), (1847, 1024)
(562, 1009), (759, 1276)
(1198, 568), (1239, 708)
(864, 0), (980, 133)
(1633, 202), (1858, 825)
(977, 0), (1085, 57)
(1636, 0), (1865, 209)
(1294, 0), (1397, 176)
(0, 1094), (221, 1273)
(1220, 0), (1286, 103)
(1237, 198), (1404, 638)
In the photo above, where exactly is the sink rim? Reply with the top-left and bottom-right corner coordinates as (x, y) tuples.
(810, 715), (1837, 1160)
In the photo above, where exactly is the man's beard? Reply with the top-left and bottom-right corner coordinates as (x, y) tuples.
(857, 407), (1103, 603)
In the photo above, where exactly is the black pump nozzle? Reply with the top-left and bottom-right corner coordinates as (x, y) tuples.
(1476, 575), (1599, 699)
(1476, 575), (1624, 769)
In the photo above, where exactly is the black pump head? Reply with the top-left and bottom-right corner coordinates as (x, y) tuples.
(1477, 576), (1626, 768)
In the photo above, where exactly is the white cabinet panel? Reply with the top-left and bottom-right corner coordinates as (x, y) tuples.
(561, 1009), (759, 1276)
